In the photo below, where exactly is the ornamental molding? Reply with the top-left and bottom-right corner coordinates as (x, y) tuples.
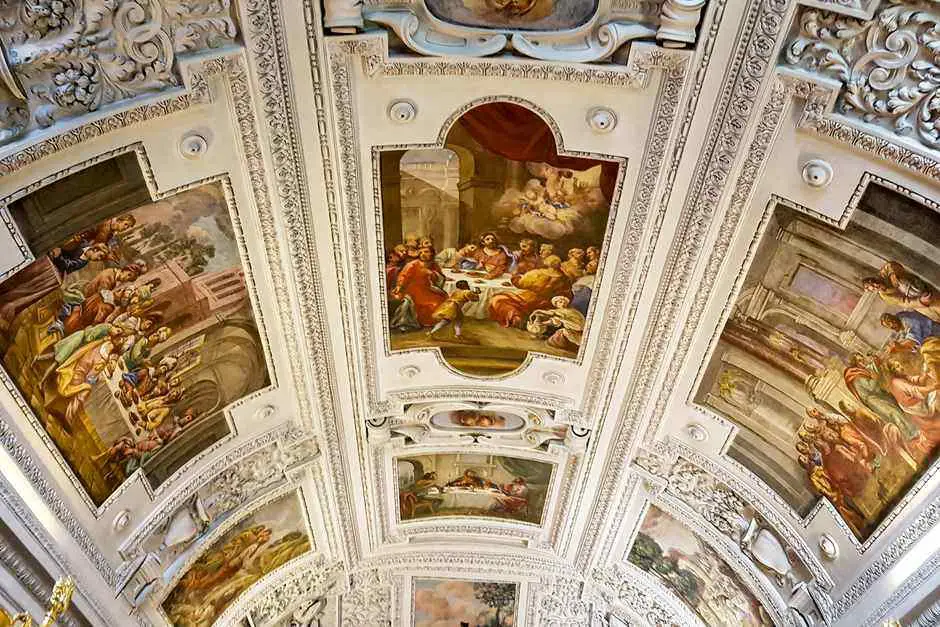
(372, 436), (581, 552)
(0, 465), (112, 624)
(0, 521), (88, 627)
(216, 552), (345, 627)
(340, 568), (393, 626)
(378, 401), (586, 452)
(576, 0), (940, 592)
(833, 497), (940, 616)
(642, 494), (792, 625)
(146, 482), (313, 617)
(0, 0), (238, 148)
(784, 0), (940, 155)
(531, 578), (593, 627)
(798, 0), (882, 19)
(633, 449), (835, 625)
(591, 562), (701, 627)
(325, 33), (688, 426)
(117, 426), (317, 563)
(327, 0), (701, 63)
(0, 54), (230, 175)
(860, 549), (940, 627)
(636, 443), (833, 589)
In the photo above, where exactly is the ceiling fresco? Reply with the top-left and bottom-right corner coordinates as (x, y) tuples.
(380, 102), (621, 376)
(0, 0), (938, 626)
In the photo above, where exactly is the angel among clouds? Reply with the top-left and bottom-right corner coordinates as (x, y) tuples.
(494, 163), (605, 240)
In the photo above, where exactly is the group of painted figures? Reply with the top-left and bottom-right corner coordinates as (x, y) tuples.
(400, 468), (530, 520)
(796, 261), (940, 531)
(1, 212), (199, 483)
(385, 230), (600, 352)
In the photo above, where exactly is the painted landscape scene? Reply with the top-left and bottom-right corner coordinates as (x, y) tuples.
(413, 578), (518, 627)
(381, 102), (620, 375)
(397, 452), (552, 524)
(0, 161), (268, 505)
(628, 505), (770, 626)
(696, 185), (940, 539)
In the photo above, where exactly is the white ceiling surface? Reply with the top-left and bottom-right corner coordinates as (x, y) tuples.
(0, 0), (936, 625)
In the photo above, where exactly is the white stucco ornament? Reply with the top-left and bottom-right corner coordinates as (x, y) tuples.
(587, 107), (618, 134)
(801, 159), (833, 188)
(387, 100), (417, 124)
(818, 534), (839, 561)
(685, 422), (708, 442)
(112, 509), (130, 533)
(179, 133), (209, 160)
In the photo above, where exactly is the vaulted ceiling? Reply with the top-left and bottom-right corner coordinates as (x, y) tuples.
(0, 0), (938, 626)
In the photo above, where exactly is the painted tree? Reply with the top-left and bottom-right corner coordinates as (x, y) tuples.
(472, 581), (516, 627)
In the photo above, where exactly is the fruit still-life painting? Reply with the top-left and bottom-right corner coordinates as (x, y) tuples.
(161, 492), (311, 626)
(696, 184), (940, 540)
(381, 102), (620, 376)
(628, 506), (771, 627)
(0, 158), (269, 505)
(413, 578), (518, 627)
(397, 452), (552, 524)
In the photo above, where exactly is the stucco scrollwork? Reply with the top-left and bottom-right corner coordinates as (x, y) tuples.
(215, 552), (344, 626)
(360, 0), (702, 63)
(0, 0), (238, 145)
(340, 569), (393, 626)
(786, 0), (940, 152)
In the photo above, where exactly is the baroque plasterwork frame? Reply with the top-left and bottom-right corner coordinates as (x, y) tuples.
(367, 112), (627, 385)
(618, 495), (791, 626)
(374, 437), (579, 551)
(217, 551), (345, 626)
(685, 171), (940, 554)
(0, 145), (281, 517)
(574, 4), (940, 623)
(151, 484), (320, 624)
(0, 46), (340, 602)
(325, 33), (689, 424)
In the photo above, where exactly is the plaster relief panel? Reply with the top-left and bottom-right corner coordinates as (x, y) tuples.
(0, 0), (239, 147)
(694, 183), (940, 543)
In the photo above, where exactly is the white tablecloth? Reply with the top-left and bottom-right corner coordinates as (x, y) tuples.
(442, 268), (520, 319)
(437, 489), (501, 510)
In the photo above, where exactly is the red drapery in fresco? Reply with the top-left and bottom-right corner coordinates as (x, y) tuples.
(456, 102), (620, 201)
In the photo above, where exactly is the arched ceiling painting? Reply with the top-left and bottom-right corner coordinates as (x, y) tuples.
(0, 0), (938, 626)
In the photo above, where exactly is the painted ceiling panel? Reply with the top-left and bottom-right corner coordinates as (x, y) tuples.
(0, 0), (936, 626)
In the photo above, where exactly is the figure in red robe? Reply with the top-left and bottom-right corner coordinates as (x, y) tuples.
(391, 247), (447, 328)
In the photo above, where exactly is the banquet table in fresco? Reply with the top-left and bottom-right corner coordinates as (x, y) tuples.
(436, 488), (502, 510)
(441, 268), (521, 319)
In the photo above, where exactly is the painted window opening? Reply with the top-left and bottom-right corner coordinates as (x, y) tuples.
(382, 101), (620, 376)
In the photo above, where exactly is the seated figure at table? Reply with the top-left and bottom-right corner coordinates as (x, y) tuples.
(471, 232), (512, 279)
(435, 243), (479, 271)
(492, 477), (529, 515)
(560, 248), (586, 281)
(446, 469), (497, 490)
(511, 238), (541, 275)
(527, 295), (585, 351)
(428, 280), (480, 340)
(488, 255), (571, 328)
(570, 260), (597, 316)
(390, 247), (447, 330)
